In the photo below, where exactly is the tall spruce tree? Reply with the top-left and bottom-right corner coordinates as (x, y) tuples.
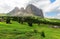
(6, 17), (11, 24)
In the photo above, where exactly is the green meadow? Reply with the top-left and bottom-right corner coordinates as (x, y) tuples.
(0, 21), (60, 39)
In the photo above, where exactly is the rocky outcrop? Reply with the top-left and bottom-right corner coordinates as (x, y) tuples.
(26, 4), (44, 18)
(8, 4), (44, 18)
(8, 7), (20, 16)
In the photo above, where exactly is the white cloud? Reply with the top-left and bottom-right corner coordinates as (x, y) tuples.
(33, 1), (50, 9)
(45, 12), (60, 19)
(0, 0), (50, 13)
(55, 13), (60, 19)
(45, 15), (54, 18)
(0, 0), (60, 19)
(0, 0), (31, 13)
(43, 0), (60, 12)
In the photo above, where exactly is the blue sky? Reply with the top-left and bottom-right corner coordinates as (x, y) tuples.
(45, 0), (56, 18)
(43, 0), (60, 19)
(0, 0), (60, 19)
(50, 0), (56, 3)
(46, 12), (57, 16)
(45, 0), (56, 17)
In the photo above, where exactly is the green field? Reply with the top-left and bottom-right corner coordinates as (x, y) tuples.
(0, 21), (60, 39)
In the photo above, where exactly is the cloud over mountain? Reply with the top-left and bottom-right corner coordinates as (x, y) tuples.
(0, 0), (60, 19)
(0, 0), (50, 13)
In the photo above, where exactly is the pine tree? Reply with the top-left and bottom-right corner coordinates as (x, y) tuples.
(6, 17), (11, 24)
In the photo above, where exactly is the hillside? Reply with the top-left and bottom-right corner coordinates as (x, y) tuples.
(0, 21), (60, 39)
(7, 4), (44, 18)
(0, 13), (7, 16)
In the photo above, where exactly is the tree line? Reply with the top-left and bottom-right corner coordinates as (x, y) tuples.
(0, 16), (60, 26)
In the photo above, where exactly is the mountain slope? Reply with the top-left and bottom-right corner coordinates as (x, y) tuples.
(26, 4), (44, 18)
(7, 4), (44, 18)
(7, 7), (20, 16)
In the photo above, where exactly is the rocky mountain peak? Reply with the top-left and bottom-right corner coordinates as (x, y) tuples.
(8, 4), (44, 18)
(20, 7), (25, 12)
(8, 7), (20, 15)
(26, 4), (44, 18)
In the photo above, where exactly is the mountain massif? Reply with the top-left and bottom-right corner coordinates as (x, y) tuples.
(7, 4), (44, 18)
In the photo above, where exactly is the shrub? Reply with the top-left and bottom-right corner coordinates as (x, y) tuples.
(6, 17), (11, 24)
(18, 17), (22, 23)
(27, 19), (33, 27)
(41, 31), (45, 37)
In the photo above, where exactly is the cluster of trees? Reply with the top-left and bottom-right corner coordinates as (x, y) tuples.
(6, 17), (11, 24)
(0, 16), (60, 26)
(41, 19), (60, 26)
(5, 16), (41, 27)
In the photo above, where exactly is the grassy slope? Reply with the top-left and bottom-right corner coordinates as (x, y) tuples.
(0, 21), (60, 39)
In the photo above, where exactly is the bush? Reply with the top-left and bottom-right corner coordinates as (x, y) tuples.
(6, 17), (11, 24)
(41, 31), (45, 37)
(27, 19), (33, 27)
(18, 17), (22, 23)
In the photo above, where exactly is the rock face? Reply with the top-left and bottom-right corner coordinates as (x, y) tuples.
(26, 4), (44, 18)
(8, 7), (20, 16)
(8, 4), (44, 18)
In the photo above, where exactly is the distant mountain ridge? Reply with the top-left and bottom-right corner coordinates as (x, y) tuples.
(7, 4), (44, 18)
(26, 4), (44, 18)
(8, 7), (20, 15)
